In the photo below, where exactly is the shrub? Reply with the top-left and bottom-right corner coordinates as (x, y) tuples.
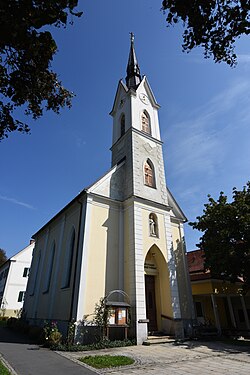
(43, 321), (62, 347)
(51, 338), (136, 351)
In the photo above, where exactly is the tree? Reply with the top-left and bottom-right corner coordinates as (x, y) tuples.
(0, 248), (7, 266)
(161, 1), (250, 66)
(189, 182), (250, 289)
(0, 1), (82, 140)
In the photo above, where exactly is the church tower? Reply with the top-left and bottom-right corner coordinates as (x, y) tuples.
(109, 34), (194, 343)
(23, 34), (194, 346)
(110, 33), (168, 207)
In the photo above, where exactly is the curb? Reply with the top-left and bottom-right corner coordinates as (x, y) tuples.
(0, 354), (18, 375)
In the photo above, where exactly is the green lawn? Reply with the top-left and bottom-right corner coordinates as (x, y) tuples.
(0, 360), (10, 375)
(79, 355), (134, 369)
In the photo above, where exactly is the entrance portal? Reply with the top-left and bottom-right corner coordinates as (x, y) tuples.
(145, 275), (157, 332)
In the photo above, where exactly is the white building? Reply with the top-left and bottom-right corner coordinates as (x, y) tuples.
(0, 241), (34, 317)
(24, 36), (194, 344)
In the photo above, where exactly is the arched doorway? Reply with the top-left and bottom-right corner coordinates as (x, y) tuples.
(145, 274), (158, 332)
(144, 245), (171, 334)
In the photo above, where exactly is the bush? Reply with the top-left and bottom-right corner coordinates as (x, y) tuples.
(51, 338), (136, 352)
(43, 321), (62, 347)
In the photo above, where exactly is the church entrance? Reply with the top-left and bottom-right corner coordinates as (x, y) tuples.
(145, 275), (158, 332)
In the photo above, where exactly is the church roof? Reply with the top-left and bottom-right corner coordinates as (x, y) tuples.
(166, 187), (187, 222)
(125, 33), (142, 90)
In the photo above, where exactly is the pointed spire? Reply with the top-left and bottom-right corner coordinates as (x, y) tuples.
(126, 32), (142, 90)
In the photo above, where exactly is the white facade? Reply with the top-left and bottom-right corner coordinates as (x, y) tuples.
(0, 242), (34, 317)
(23, 37), (194, 344)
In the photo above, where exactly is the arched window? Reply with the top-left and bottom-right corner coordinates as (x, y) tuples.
(141, 111), (151, 134)
(62, 229), (75, 288)
(144, 159), (155, 188)
(149, 213), (158, 237)
(120, 114), (125, 137)
(43, 242), (55, 293)
(29, 249), (41, 296)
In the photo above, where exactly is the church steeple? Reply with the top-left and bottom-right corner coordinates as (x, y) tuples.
(125, 33), (142, 90)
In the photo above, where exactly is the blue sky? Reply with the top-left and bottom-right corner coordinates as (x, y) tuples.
(1, 1), (250, 258)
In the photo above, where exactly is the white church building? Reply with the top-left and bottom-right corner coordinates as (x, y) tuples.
(23, 36), (194, 344)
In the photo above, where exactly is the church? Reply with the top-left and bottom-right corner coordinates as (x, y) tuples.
(23, 35), (194, 344)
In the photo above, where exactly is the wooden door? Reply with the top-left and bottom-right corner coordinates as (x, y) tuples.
(145, 275), (157, 332)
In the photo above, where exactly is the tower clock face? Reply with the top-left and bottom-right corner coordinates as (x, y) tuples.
(139, 93), (149, 105)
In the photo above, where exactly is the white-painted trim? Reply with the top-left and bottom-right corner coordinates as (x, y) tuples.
(118, 208), (124, 292)
(76, 196), (93, 321)
(134, 204), (148, 344)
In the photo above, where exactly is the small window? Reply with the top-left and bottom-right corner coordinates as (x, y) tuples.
(144, 159), (155, 188)
(23, 267), (30, 277)
(141, 111), (151, 134)
(149, 213), (158, 237)
(120, 114), (125, 137)
(18, 291), (25, 303)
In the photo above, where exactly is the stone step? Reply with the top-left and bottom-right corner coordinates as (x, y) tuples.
(143, 335), (176, 345)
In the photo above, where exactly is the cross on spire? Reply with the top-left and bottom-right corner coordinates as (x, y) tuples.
(126, 33), (142, 90)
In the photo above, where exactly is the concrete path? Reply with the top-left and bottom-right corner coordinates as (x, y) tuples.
(0, 326), (95, 375)
(60, 340), (250, 375)
(1, 325), (250, 375)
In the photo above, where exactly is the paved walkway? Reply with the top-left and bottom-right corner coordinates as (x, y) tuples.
(1, 325), (250, 374)
(0, 326), (95, 375)
(60, 340), (250, 375)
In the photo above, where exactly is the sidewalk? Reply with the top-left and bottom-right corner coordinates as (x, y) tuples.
(59, 339), (250, 375)
(0, 326), (95, 375)
(1, 325), (250, 375)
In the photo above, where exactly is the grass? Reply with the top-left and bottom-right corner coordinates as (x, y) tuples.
(0, 360), (10, 375)
(79, 355), (134, 369)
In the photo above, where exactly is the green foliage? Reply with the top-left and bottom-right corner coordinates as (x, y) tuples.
(78, 355), (134, 369)
(51, 338), (136, 351)
(189, 182), (250, 289)
(66, 319), (76, 346)
(93, 297), (111, 340)
(161, 1), (250, 66)
(0, 249), (7, 266)
(0, 360), (10, 375)
(43, 321), (62, 347)
(0, 1), (82, 140)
